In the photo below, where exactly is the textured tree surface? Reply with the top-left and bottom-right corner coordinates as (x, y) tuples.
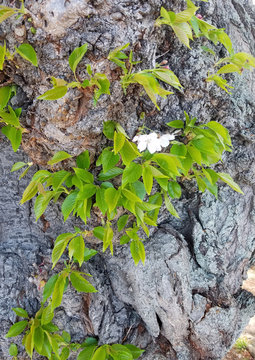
(1, 0), (255, 359)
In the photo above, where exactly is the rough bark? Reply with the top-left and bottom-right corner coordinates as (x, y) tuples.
(1, 0), (255, 359)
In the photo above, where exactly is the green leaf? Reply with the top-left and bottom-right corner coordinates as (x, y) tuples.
(52, 233), (74, 268)
(69, 44), (88, 76)
(78, 345), (97, 360)
(206, 121), (232, 146)
(120, 140), (140, 166)
(92, 346), (107, 360)
(15, 44), (38, 66)
(114, 131), (126, 154)
(122, 162), (142, 186)
(124, 345), (144, 359)
(0, 106), (20, 126)
(11, 161), (27, 172)
(41, 305), (54, 325)
(168, 181), (182, 199)
(1, 125), (22, 152)
(20, 181), (38, 204)
(38, 86), (68, 100)
(103, 120), (116, 139)
(69, 235), (85, 267)
(0, 42), (6, 71)
(117, 214), (129, 231)
(103, 225), (114, 254)
(84, 248), (98, 262)
(170, 143), (187, 157)
(6, 320), (28, 338)
(43, 274), (58, 302)
(130, 181), (146, 200)
(93, 73), (110, 104)
(217, 172), (244, 194)
(167, 120), (184, 129)
(98, 167), (123, 181)
(95, 188), (107, 214)
(0, 85), (12, 109)
(77, 184), (97, 200)
(76, 150), (90, 169)
(34, 192), (53, 221)
(93, 226), (105, 241)
(12, 307), (28, 318)
(142, 165), (153, 195)
(122, 188), (142, 203)
(164, 192), (179, 218)
(102, 149), (120, 173)
(73, 168), (94, 183)
(187, 145), (202, 165)
(130, 240), (145, 265)
(52, 170), (70, 191)
(120, 234), (130, 245)
(61, 191), (78, 221)
(9, 343), (18, 356)
(104, 188), (120, 214)
(51, 272), (68, 310)
(0, 7), (17, 24)
(48, 151), (72, 165)
(34, 327), (44, 352)
(70, 271), (97, 293)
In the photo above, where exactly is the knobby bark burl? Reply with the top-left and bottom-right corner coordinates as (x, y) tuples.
(0, 0), (255, 359)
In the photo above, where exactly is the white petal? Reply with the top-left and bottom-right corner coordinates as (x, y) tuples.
(147, 139), (162, 153)
(148, 132), (158, 140)
(133, 135), (139, 142)
(138, 141), (147, 152)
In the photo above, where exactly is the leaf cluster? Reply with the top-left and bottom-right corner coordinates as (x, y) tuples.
(38, 44), (110, 105)
(15, 116), (242, 266)
(108, 44), (182, 109)
(0, 86), (28, 151)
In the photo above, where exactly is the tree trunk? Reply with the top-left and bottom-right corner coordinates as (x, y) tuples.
(1, 0), (255, 359)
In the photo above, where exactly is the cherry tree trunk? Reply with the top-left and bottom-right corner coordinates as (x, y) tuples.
(1, 0), (255, 359)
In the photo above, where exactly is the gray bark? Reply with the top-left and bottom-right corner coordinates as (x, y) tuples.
(1, 0), (255, 359)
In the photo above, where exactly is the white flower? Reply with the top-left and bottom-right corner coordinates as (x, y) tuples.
(133, 132), (175, 154)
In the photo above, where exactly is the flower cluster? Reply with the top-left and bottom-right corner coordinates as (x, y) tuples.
(133, 132), (175, 153)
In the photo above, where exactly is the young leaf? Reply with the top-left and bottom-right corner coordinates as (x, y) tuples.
(91, 346), (107, 360)
(77, 345), (97, 360)
(20, 181), (38, 204)
(41, 305), (54, 325)
(142, 165), (153, 195)
(1, 125), (22, 152)
(37, 86), (68, 100)
(98, 167), (123, 181)
(12, 307), (28, 318)
(33, 326), (44, 353)
(15, 44), (38, 67)
(6, 321), (28, 338)
(68, 235), (85, 267)
(114, 131), (126, 154)
(217, 172), (244, 194)
(130, 240), (145, 265)
(103, 120), (116, 139)
(70, 272), (97, 293)
(0, 85), (12, 109)
(122, 162), (142, 186)
(69, 44), (88, 77)
(0, 8), (17, 24)
(43, 274), (58, 302)
(102, 149), (120, 173)
(51, 272), (68, 310)
(120, 140), (140, 165)
(34, 192), (53, 221)
(167, 120), (184, 129)
(84, 248), (98, 262)
(103, 225), (113, 254)
(48, 151), (72, 165)
(9, 343), (18, 356)
(124, 344), (144, 359)
(11, 162), (27, 172)
(61, 191), (79, 221)
(164, 192), (180, 218)
(76, 150), (90, 169)
(117, 214), (129, 232)
(0, 42), (6, 70)
(168, 181), (182, 199)
(52, 233), (74, 268)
